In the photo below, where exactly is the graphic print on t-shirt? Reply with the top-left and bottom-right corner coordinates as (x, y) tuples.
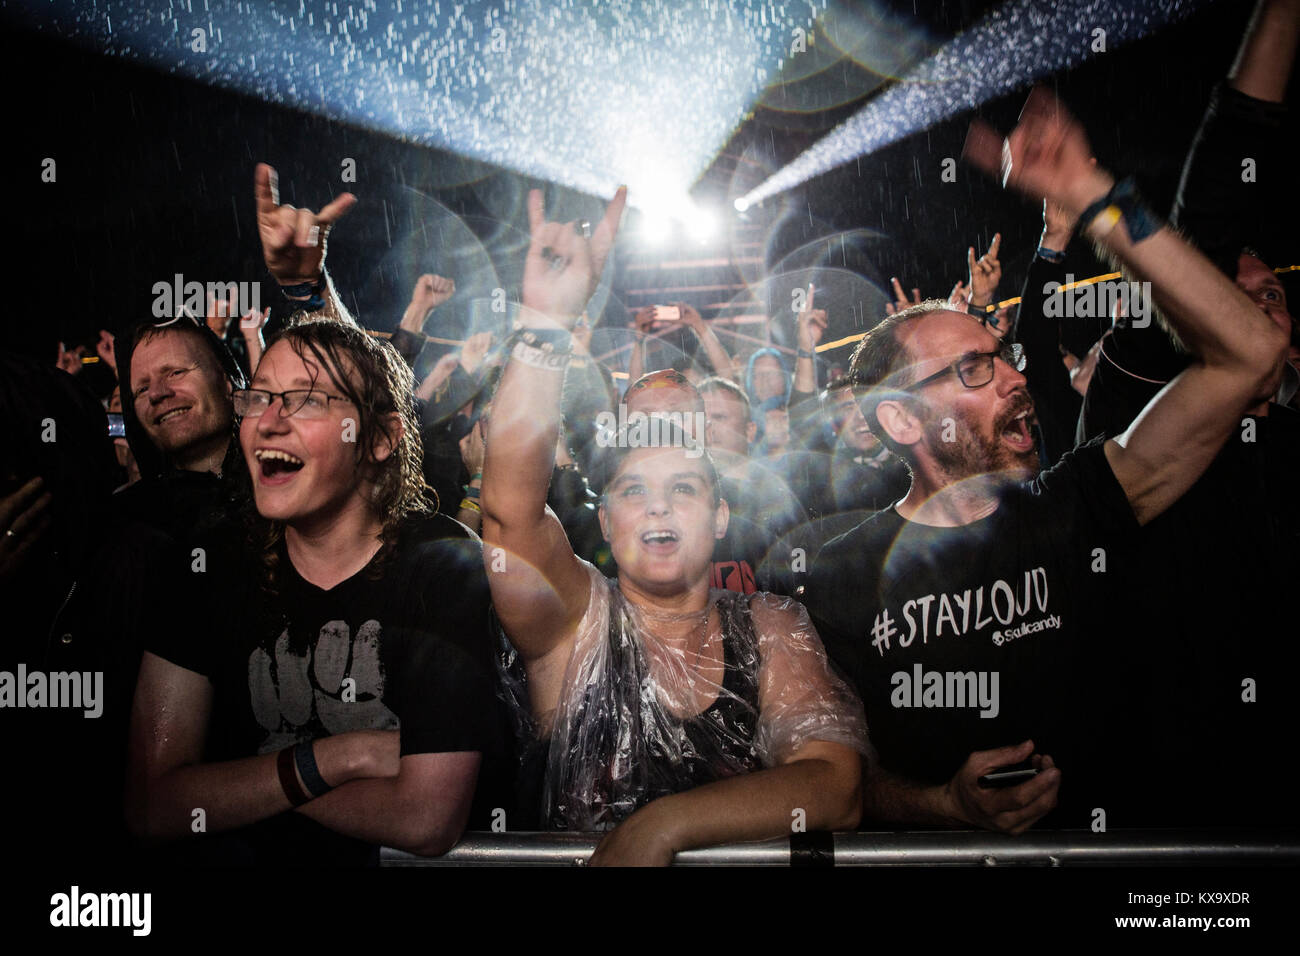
(248, 619), (399, 753)
(866, 565), (1060, 657)
(803, 441), (1140, 790)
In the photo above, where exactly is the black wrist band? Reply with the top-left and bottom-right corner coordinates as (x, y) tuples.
(277, 746), (310, 806)
(1076, 176), (1164, 244)
(293, 741), (333, 799)
(280, 274), (327, 310)
(797, 348), (816, 359)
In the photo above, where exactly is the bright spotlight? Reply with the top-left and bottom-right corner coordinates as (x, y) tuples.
(686, 209), (719, 242)
(640, 215), (672, 244)
(733, 197), (750, 212)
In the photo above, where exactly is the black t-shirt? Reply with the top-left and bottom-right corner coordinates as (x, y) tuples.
(147, 513), (506, 866)
(802, 439), (1137, 799)
(1117, 409), (1300, 826)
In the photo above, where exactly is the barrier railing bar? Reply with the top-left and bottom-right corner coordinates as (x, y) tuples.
(381, 830), (1300, 867)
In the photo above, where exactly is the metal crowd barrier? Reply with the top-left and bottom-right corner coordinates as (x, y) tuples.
(382, 830), (1300, 866)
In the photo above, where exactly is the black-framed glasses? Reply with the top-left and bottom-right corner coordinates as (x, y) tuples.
(232, 388), (353, 420)
(905, 342), (1026, 392)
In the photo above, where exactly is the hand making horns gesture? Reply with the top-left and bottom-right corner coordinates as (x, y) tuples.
(254, 162), (357, 286)
(521, 186), (628, 325)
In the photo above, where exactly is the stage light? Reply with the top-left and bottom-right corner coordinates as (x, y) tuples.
(16, 0), (819, 209)
(737, 0), (1208, 208)
(686, 208), (719, 243)
(733, 197), (750, 213)
(640, 214), (673, 245)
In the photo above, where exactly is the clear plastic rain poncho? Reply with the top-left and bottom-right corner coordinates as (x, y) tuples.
(498, 561), (870, 831)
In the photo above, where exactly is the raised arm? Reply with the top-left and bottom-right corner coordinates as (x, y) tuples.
(967, 88), (1288, 526)
(1229, 0), (1300, 101)
(679, 303), (738, 380)
(1172, 0), (1297, 269)
(792, 284), (827, 396)
(254, 163), (358, 325)
(481, 186), (626, 666)
(966, 232), (1003, 324)
(623, 306), (655, 394)
(239, 307), (270, 373)
(392, 274), (457, 368)
(1013, 202), (1086, 465)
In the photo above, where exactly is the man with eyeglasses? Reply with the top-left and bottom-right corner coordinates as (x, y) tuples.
(798, 89), (1289, 835)
(67, 168), (362, 861)
(113, 163), (355, 539)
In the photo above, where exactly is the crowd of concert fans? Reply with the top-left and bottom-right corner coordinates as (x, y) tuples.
(2, 1), (1297, 866)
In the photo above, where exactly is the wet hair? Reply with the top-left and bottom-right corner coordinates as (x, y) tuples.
(847, 298), (953, 463)
(590, 420), (721, 507)
(251, 318), (433, 591)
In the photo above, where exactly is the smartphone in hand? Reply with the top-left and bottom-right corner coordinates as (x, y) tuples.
(978, 759), (1040, 789)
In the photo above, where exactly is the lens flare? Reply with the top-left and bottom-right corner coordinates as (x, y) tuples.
(740, 0), (1208, 207)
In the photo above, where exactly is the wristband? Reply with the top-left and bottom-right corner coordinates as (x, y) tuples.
(1036, 245), (1067, 263)
(796, 348), (816, 359)
(511, 340), (571, 371)
(967, 301), (994, 316)
(1077, 176), (1163, 244)
(292, 741), (333, 799)
(515, 326), (573, 352)
(459, 497), (482, 514)
(462, 484), (480, 500)
(470, 472), (483, 482)
(392, 327), (429, 346)
(276, 746), (310, 807)
(280, 274), (327, 310)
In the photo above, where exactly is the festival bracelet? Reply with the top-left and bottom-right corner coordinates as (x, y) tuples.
(511, 339), (572, 371)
